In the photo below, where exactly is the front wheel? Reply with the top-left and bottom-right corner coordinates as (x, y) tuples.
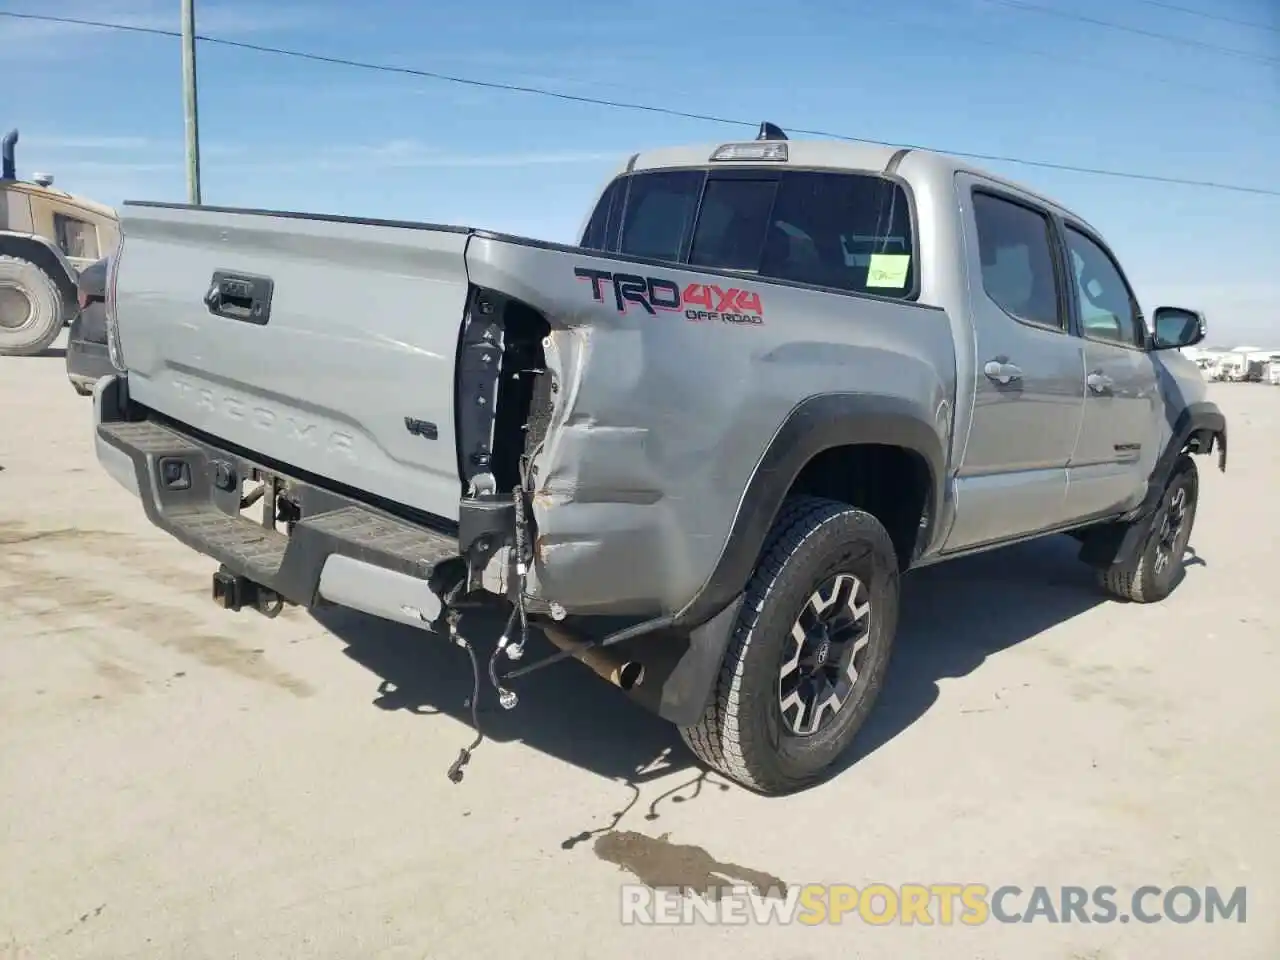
(679, 496), (900, 795)
(1098, 455), (1199, 603)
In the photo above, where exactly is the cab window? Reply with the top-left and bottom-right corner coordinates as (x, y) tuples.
(1064, 225), (1144, 347)
(972, 191), (1064, 330)
(54, 214), (100, 260)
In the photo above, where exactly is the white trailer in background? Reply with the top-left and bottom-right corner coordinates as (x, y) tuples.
(1264, 353), (1280, 385)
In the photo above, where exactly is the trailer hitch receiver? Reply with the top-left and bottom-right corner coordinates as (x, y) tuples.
(211, 567), (284, 618)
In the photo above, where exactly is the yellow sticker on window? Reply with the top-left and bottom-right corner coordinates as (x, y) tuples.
(866, 253), (911, 289)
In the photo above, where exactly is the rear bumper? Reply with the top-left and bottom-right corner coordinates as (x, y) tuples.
(66, 335), (114, 392)
(94, 375), (462, 629)
(91, 374), (742, 727)
(67, 305), (113, 391)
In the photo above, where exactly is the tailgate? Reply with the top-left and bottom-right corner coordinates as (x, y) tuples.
(114, 203), (470, 522)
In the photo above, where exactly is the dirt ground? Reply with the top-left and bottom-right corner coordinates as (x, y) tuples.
(2, 339), (1276, 960)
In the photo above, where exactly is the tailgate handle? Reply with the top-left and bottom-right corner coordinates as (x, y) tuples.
(205, 270), (274, 325)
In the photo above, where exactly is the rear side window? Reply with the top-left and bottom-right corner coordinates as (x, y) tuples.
(971, 192), (1063, 330)
(579, 168), (917, 298)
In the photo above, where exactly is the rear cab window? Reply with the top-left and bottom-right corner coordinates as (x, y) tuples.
(580, 166), (917, 299)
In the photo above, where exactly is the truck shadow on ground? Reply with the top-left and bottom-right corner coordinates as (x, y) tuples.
(315, 533), (1204, 794)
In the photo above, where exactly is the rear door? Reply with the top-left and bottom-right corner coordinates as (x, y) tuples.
(944, 178), (1086, 551)
(1058, 220), (1161, 520)
(114, 203), (471, 522)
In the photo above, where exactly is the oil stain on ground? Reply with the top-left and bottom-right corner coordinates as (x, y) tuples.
(594, 830), (788, 899)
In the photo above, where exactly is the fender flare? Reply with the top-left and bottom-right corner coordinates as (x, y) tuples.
(1134, 401), (1227, 516)
(647, 393), (946, 727)
(0, 232), (80, 307)
(674, 392), (947, 630)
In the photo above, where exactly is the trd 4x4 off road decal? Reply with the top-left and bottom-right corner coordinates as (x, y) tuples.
(574, 267), (764, 326)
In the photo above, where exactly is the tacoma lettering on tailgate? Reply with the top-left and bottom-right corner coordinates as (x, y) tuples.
(171, 377), (357, 460)
(574, 267), (764, 326)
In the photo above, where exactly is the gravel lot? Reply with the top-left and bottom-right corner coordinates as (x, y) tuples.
(2, 338), (1276, 960)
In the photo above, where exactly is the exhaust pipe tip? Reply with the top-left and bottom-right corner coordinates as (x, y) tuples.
(615, 661), (644, 691)
(544, 625), (645, 691)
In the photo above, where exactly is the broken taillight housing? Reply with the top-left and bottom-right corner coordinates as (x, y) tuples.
(104, 238), (125, 372)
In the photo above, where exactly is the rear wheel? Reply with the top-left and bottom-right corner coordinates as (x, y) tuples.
(1098, 455), (1199, 603)
(0, 256), (65, 357)
(679, 496), (900, 795)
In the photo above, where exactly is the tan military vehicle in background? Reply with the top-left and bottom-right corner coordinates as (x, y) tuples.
(1, 128), (120, 356)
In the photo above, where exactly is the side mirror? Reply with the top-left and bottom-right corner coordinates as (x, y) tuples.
(1151, 306), (1205, 351)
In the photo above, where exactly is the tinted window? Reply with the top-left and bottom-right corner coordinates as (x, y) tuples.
(688, 171), (916, 296)
(766, 172), (914, 294)
(580, 178), (623, 250)
(578, 168), (917, 298)
(972, 192), (1062, 329)
(1064, 226), (1143, 347)
(688, 178), (777, 271)
(616, 170), (702, 261)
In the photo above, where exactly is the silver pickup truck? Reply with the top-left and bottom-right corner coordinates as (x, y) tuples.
(92, 124), (1226, 794)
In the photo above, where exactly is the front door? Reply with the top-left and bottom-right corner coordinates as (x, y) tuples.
(1059, 221), (1160, 520)
(944, 179), (1087, 551)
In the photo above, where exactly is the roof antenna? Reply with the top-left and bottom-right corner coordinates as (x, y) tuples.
(756, 122), (788, 142)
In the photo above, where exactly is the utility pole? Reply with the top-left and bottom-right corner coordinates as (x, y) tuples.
(181, 0), (202, 204)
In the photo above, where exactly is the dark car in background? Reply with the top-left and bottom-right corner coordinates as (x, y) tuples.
(66, 255), (113, 395)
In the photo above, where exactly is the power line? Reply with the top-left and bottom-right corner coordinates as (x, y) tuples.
(3, 9), (1278, 198)
(985, 0), (1280, 64)
(867, 5), (1276, 106)
(1130, 0), (1280, 34)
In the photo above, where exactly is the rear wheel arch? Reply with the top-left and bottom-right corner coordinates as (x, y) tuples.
(788, 442), (933, 572)
(675, 392), (945, 631)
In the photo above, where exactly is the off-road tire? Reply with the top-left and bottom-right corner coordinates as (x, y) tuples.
(679, 496), (900, 795)
(1098, 455), (1199, 603)
(0, 256), (65, 357)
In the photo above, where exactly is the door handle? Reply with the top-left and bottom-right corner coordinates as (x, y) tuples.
(1087, 371), (1114, 394)
(984, 360), (1023, 385)
(205, 270), (274, 326)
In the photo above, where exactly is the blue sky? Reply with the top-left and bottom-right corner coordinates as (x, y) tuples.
(4, 0), (1277, 343)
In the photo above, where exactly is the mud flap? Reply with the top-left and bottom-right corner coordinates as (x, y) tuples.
(616, 595), (745, 727)
(1081, 402), (1225, 572)
(1078, 513), (1157, 577)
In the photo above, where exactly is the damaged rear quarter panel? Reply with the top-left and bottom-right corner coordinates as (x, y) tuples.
(465, 235), (957, 618)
